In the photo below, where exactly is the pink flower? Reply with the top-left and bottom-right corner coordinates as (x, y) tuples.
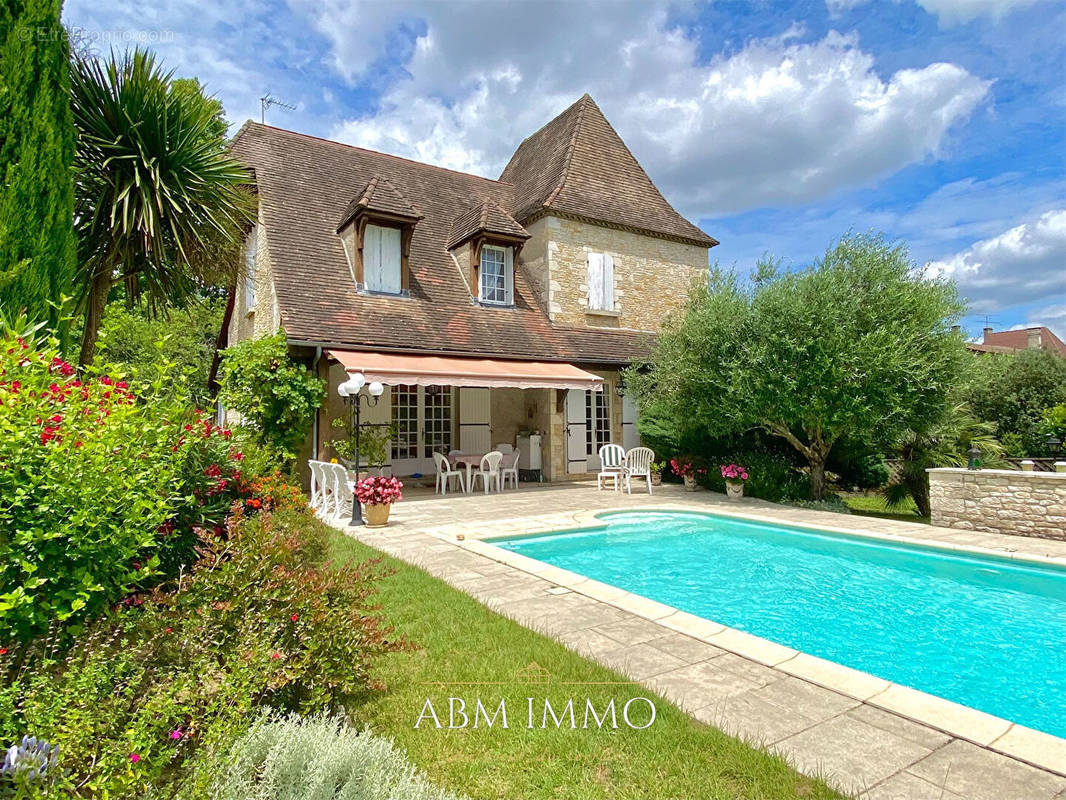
(169, 729), (184, 740)
(290, 613), (299, 622)
(129, 753), (140, 763)
(271, 651), (282, 659)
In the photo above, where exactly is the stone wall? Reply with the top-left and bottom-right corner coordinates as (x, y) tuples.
(520, 215), (707, 330)
(227, 220), (280, 347)
(928, 468), (1066, 541)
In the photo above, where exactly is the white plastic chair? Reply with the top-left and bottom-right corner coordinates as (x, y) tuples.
(501, 449), (520, 489)
(472, 451), (504, 493)
(494, 443), (514, 453)
(325, 463), (354, 518)
(308, 460), (324, 515)
(624, 447), (655, 495)
(433, 452), (466, 495)
(597, 444), (625, 491)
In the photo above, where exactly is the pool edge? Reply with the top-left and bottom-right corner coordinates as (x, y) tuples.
(438, 506), (1066, 777)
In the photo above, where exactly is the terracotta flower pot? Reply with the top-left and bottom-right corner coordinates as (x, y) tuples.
(725, 480), (744, 500)
(650, 471), (662, 487)
(683, 475), (697, 492)
(364, 503), (391, 527)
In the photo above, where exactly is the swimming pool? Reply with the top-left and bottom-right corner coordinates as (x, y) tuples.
(491, 510), (1066, 738)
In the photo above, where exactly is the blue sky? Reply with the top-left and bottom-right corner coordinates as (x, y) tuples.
(63, 0), (1066, 339)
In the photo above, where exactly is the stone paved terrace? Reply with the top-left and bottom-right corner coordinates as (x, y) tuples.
(328, 481), (1066, 799)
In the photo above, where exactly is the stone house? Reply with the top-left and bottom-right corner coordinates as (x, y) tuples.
(222, 94), (717, 481)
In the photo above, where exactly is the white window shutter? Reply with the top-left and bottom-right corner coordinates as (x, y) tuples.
(504, 246), (514, 304)
(380, 227), (402, 294)
(243, 225), (257, 309)
(587, 252), (604, 310)
(603, 254), (615, 311)
(363, 224), (382, 290)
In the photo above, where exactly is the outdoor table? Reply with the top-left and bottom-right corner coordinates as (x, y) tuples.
(450, 452), (487, 494)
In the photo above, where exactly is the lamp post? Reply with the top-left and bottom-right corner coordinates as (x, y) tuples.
(966, 445), (982, 470)
(337, 373), (385, 526)
(615, 374), (626, 398)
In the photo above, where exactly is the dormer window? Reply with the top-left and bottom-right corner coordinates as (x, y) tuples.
(363, 224), (402, 294)
(479, 244), (512, 305)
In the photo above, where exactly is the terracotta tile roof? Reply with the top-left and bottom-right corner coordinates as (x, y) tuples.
(447, 198), (530, 250)
(970, 327), (1066, 357)
(500, 95), (718, 247)
(337, 176), (422, 230)
(229, 121), (651, 365)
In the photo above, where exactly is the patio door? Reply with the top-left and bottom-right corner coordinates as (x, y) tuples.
(565, 389), (588, 473)
(585, 390), (611, 470)
(391, 384), (454, 476)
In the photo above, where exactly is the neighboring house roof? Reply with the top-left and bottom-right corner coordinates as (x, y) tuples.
(337, 175), (423, 231)
(500, 94), (718, 248)
(229, 120), (658, 364)
(968, 327), (1066, 357)
(447, 198), (530, 250)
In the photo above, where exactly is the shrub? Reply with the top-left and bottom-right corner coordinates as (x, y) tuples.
(0, 327), (247, 641)
(202, 714), (464, 800)
(0, 508), (402, 796)
(218, 333), (324, 463)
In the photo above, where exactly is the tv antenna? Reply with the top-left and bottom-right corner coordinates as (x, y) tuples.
(260, 93), (296, 124)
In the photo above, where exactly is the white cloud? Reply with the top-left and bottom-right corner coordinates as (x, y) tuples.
(296, 1), (989, 219)
(915, 0), (1042, 26)
(926, 209), (1066, 311)
(1026, 303), (1066, 340)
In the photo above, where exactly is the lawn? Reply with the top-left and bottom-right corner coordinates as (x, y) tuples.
(842, 492), (929, 524)
(329, 531), (844, 800)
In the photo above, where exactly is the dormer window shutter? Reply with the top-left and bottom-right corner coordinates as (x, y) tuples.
(363, 224), (402, 294)
(504, 246), (514, 305)
(588, 252), (614, 311)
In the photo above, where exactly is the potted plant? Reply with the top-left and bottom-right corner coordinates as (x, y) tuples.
(670, 457), (706, 491)
(649, 460), (665, 487)
(720, 463), (749, 500)
(330, 419), (395, 477)
(354, 475), (403, 527)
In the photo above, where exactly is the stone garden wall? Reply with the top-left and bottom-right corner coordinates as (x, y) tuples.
(928, 468), (1066, 541)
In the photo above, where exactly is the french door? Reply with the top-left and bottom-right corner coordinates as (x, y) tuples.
(565, 389), (611, 473)
(391, 385), (454, 475)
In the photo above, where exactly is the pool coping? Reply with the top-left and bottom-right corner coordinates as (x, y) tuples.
(434, 504), (1066, 778)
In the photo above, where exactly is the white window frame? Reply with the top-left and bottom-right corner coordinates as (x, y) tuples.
(243, 225), (257, 312)
(587, 251), (615, 312)
(363, 223), (403, 295)
(479, 244), (513, 305)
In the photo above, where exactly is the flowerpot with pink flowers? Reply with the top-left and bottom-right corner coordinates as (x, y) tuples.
(720, 463), (749, 500)
(354, 475), (404, 527)
(670, 457), (707, 491)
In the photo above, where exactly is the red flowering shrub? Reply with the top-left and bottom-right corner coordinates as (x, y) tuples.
(353, 475), (403, 506)
(0, 330), (243, 641)
(669, 457), (707, 480)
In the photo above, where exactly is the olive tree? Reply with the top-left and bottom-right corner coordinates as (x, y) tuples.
(634, 234), (966, 499)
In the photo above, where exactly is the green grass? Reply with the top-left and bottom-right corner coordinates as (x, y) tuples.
(842, 492), (929, 524)
(329, 532), (845, 800)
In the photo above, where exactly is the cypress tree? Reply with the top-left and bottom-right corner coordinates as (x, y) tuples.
(0, 0), (76, 326)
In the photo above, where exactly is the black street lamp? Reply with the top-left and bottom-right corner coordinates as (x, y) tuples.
(337, 373), (384, 526)
(966, 445), (982, 470)
(1047, 434), (1062, 454)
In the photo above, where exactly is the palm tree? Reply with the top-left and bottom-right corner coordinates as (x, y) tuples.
(70, 48), (253, 365)
(884, 403), (1005, 518)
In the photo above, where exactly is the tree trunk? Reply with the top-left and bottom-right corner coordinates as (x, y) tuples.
(78, 269), (111, 367)
(908, 474), (932, 518)
(809, 456), (827, 500)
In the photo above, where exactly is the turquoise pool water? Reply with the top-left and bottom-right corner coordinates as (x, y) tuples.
(492, 511), (1066, 738)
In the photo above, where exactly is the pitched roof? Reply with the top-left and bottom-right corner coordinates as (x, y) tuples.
(447, 198), (530, 250)
(500, 95), (717, 247)
(969, 327), (1066, 357)
(229, 122), (651, 364)
(337, 175), (422, 231)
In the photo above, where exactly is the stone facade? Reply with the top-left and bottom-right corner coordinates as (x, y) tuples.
(227, 220), (280, 346)
(520, 215), (707, 330)
(928, 468), (1066, 541)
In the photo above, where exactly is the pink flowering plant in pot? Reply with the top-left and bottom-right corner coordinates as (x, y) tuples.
(720, 463), (749, 500)
(669, 457), (707, 491)
(354, 475), (404, 527)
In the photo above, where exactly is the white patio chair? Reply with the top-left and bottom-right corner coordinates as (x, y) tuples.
(501, 449), (520, 489)
(472, 451), (504, 494)
(494, 443), (514, 453)
(597, 444), (626, 491)
(325, 463), (353, 518)
(433, 452), (466, 495)
(624, 447), (655, 495)
(308, 460), (326, 515)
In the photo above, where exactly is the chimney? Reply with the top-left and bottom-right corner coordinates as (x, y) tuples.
(1027, 328), (1042, 349)
(982, 326), (993, 343)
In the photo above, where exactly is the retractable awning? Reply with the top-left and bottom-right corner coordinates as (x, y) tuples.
(326, 349), (603, 391)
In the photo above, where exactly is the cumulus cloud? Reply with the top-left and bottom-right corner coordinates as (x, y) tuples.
(926, 209), (1066, 311)
(826, 0), (1042, 26)
(298, 1), (989, 219)
(1026, 303), (1066, 340)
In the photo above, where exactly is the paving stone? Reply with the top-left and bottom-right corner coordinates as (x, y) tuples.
(770, 708), (939, 793)
(847, 704), (952, 750)
(593, 616), (674, 646)
(647, 632), (725, 664)
(860, 771), (965, 799)
(596, 642), (688, 680)
(906, 740), (1066, 800)
(649, 659), (775, 711)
